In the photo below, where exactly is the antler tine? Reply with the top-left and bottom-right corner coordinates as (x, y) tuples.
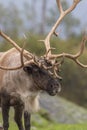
(0, 31), (37, 70)
(0, 40), (37, 71)
(0, 42), (26, 70)
(20, 42), (26, 67)
(0, 31), (21, 52)
(0, 31), (33, 60)
(56, 0), (63, 13)
(74, 34), (87, 59)
(42, 0), (80, 57)
(0, 63), (23, 71)
(49, 35), (87, 68)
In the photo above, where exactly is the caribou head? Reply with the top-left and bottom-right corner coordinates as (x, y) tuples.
(0, 0), (87, 96)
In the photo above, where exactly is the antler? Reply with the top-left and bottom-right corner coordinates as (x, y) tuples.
(42, 0), (81, 57)
(49, 35), (87, 68)
(0, 31), (33, 60)
(0, 43), (37, 71)
(39, 0), (87, 78)
(0, 0), (86, 79)
(0, 31), (37, 70)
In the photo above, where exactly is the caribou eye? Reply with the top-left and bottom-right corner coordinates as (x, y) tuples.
(23, 66), (33, 74)
(23, 64), (39, 74)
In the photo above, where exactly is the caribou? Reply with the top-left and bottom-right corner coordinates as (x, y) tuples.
(0, 0), (87, 130)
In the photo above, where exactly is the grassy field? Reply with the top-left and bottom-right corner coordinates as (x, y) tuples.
(0, 109), (87, 130)
(2, 122), (87, 130)
(33, 124), (87, 130)
(39, 124), (87, 130)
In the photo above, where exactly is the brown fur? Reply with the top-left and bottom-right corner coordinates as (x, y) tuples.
(0, 48), (60, 130)
(0, 48), (40, 112)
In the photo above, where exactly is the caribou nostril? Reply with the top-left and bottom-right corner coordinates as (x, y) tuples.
(50, 84), (53, 89)
(56, 90), (58, 93)
(56, 83), (59, 86)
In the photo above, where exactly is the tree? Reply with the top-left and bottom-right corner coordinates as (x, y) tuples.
(39, 0), (47, 34)
(0, 2), (23, 39)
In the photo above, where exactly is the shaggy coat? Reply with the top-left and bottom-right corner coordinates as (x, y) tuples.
(0, 48), (60, 130)
(0, 48), (40, 113)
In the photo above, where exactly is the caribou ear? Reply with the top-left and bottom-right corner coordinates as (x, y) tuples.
(23, 65), (33, 74)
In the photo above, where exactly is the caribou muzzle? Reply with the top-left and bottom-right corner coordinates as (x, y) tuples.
(46, 78), (61, 96)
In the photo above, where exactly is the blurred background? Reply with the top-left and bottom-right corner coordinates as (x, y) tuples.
(0, 0), (87, 127)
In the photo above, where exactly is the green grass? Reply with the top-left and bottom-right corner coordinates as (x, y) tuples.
(8, 123), (87, 130)
(0, 109), (87, 130)
(36, 124), (87, 130)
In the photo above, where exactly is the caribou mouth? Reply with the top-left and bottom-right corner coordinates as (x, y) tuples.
(48, 83), (61, 96)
